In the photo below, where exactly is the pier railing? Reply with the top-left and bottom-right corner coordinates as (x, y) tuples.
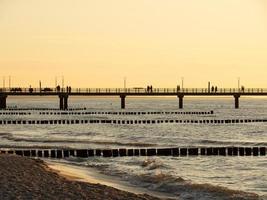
(0, 87), (267, 94)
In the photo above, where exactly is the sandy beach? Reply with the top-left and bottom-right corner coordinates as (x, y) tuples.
(0, 154), (162, 200)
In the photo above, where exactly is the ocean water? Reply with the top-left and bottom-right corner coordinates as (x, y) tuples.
(0, 96), (267, 199)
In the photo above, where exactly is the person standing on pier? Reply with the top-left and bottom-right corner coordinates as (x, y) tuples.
(241, 86), (245, 92)
(177, 85), (180, 92)
(29, 85), (33, 93)
(39, 81), (42, 93)
(56, 85), (60, 92)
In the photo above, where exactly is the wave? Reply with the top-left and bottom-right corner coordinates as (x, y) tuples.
(141, 158), (166, 171)
(85, 158), (260, 200)
(51, 132), (98, 137)
(0, 134), (156, 147)
(0, 144), (71, 150)
(125, 170), (259, 199)
(249, 130), (265, 134)
(199, 139), (267, 146)
(0, 132), (12, 137)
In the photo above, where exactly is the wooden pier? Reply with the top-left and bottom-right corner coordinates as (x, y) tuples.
(0, 88), (267, 110)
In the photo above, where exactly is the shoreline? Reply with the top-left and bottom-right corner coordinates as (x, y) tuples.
(47, 159), (263, 200)
(0, 154), (163, 200)
(47, 160), (174, 199)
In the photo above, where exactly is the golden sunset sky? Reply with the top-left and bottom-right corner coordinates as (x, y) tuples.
(0, 0), (266, 88)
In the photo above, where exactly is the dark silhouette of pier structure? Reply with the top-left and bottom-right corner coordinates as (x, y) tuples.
(0, 88), (267, 110)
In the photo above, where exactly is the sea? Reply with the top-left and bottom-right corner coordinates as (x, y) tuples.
(0, 96), (266, 200)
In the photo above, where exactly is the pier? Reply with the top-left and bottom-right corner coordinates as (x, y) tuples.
(0, 87), (267, 110)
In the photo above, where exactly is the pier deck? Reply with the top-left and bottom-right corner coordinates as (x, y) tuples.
(0, 88), (267, 109)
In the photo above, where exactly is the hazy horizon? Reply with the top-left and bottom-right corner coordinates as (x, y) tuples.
(1, 0), (267, 88)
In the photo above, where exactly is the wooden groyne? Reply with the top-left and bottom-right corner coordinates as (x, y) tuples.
(4, 108), (87, 111)
(1, 147), (266, 158)
(0, 118), (266, 125)
(38, 110), (214, 116)
(0, 110), (214, 116)
(0, 112), (31, 115)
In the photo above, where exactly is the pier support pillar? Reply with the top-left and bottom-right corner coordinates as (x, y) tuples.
(64, 96), (68, 110)
(59, 94), (68, 110)
(120, 95), (126, 109)
(234, 95), (240, 109)
(59, 96), (64, 110)
(178, 95), (184, 109)
(0, 94), (7, 109)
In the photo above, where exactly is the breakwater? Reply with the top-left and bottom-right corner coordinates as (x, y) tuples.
(0, 118), (266, 125)
(1, 146), (265, 158)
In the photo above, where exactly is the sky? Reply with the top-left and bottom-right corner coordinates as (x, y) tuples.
(0, 0), (267, 88)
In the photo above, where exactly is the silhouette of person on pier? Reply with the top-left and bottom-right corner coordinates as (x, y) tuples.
(29, 85), (33, 93)
(147, 85), (153, 93)
(241, 86), (245, 92)
(66, 86), (72, 93)
(56, 85), (60, 92)
(177, 85), (180, 92)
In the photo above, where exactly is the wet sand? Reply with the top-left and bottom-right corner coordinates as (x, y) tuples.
(0, 154), (162, 200)
(48, 161), (173, 199)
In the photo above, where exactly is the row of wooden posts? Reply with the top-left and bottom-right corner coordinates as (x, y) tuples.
(1, 147), (266, 158)
(4, 108), (87, 111)
(39, 111), (214, 116)
(0, 111), (214, 116)
(0, 118), (266, 125)
(0, 112), (31, 115)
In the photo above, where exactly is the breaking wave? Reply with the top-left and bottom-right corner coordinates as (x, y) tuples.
(199, 139), (267, 146)
(0, 134), (156, 147)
